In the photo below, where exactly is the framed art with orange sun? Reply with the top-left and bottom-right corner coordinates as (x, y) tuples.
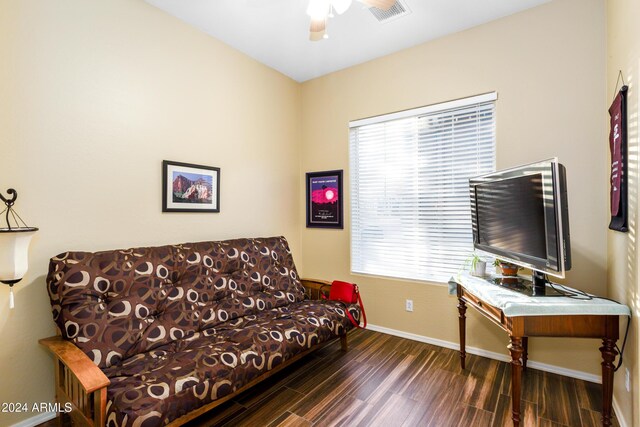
(306, 170), (343, 229)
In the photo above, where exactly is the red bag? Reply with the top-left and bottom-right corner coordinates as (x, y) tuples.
(328, 280), (367, 329)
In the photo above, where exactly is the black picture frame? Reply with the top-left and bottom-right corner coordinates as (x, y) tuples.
(162, 160), (220, 213)
(306, 170), (343, 229)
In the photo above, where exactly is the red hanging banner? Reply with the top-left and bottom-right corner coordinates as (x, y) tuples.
(608, 85), (628, 232)
(609, 91), (623, 215)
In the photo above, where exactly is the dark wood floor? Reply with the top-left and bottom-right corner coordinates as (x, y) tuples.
(42, 329), (617, 427)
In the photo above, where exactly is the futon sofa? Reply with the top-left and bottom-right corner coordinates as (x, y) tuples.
(40, 236), (360, 426)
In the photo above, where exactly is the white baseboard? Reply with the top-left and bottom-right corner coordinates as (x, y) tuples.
(10, 411), (56, 427)
(612, 396), (629, 427)
(365, 323), (601, 384)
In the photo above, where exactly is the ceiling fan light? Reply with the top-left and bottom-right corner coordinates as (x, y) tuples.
(306, 0), (330, 20)
(309, 30), (325, 41)
(332, 0), (352, 15)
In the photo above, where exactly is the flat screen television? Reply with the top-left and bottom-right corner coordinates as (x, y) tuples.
(469, 158), (571, 292)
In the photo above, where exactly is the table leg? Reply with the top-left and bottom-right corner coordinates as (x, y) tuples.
(600, 337), (617, 427)
(458, 297), (467, 370)
(522, 336), (528, 371)
(508, 336), (524, 427)
(340, 334), (348, 352)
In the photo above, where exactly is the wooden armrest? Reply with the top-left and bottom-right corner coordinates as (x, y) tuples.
(39, 336), (110, 393)
(301, 278), (332, 300)
(40, 335), (109, 426)
(301, 278), (332, 290)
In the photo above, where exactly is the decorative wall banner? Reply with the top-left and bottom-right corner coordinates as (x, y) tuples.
(608, 83), (628, 232)
(306, 170), (343, 228)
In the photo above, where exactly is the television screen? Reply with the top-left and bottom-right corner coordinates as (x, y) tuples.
(475, 174), (547, 259)
(470, 159), (570, 278)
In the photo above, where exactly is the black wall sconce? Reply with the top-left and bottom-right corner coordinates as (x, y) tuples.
(0, 189), (38, 308)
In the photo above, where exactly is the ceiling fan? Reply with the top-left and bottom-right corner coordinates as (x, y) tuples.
(307, 0), (396, 41)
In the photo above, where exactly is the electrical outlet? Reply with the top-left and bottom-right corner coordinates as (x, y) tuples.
(625, 368), (631, 392)
(405, 299), (413, 312)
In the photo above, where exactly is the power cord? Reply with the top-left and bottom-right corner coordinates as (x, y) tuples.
(615, 316), (631, 371)
(545, 275), (631, 372)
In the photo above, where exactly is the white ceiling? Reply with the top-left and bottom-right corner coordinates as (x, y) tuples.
(145, 0), (551, 82)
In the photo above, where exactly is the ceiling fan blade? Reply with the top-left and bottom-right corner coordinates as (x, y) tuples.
(358, 0), (396, 11)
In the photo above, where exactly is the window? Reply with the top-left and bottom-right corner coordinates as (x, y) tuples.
(349, 93), (496, 283)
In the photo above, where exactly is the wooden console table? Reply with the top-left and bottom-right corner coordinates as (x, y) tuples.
(451, 273), (630, 427)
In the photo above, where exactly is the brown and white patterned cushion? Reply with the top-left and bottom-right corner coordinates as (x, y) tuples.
(46, 236), (360, 427)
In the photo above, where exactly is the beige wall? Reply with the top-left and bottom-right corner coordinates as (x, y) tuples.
(300, 0), (608, 377)
(2, 0), (629, 425)
(607, 0), (640, 425)
(0, 0), (300, 425)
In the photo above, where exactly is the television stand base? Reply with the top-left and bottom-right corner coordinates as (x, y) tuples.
(532, 271), (547, 296)
(489, 274), (563, 297)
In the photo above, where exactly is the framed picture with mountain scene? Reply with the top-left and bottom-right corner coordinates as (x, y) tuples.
(162, 160), (220, 212)
(306, 169), (343, 228)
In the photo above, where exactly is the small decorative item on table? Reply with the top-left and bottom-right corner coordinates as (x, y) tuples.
(494, 259), (521, 276)
(469, 253), (487, 277)
(162, 160), (220, 213)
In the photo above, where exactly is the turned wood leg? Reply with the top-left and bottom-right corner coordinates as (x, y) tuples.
(600, 337), (617, 427)
(508, 336), (524, 427)
(340, 334), (348, 352)
(458, 297), (467, 370)
(522, 336), (529, 371)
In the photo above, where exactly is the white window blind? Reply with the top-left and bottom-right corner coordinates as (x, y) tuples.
(349, 93), (496, 283)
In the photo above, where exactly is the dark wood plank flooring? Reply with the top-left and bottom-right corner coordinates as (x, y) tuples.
(40, 329), (618, 426)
